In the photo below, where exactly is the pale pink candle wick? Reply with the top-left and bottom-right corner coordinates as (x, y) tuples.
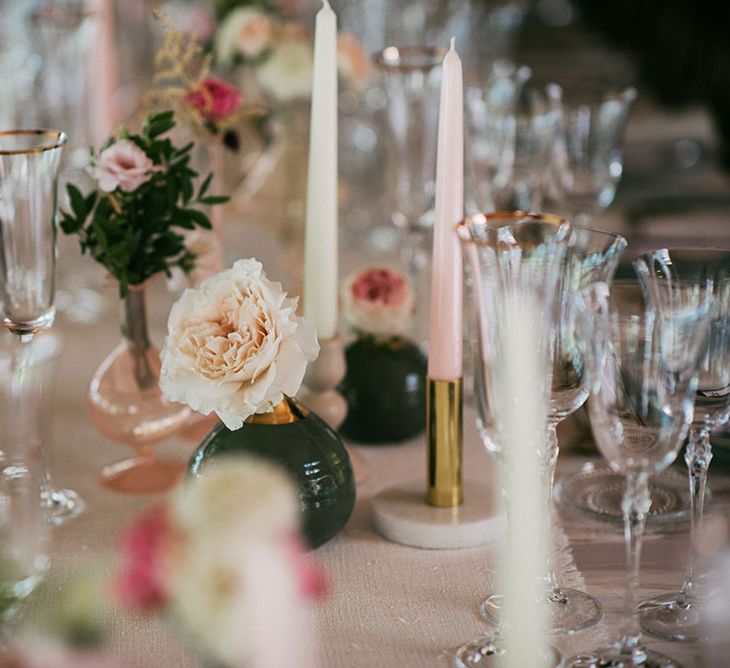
(427, 37), (464, 380)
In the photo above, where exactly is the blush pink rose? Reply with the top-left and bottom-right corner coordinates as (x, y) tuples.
(185, 78), (242, 124)
(115, 506), (171, 610)
(343, 267), (415, 339)
(92, 140), (161, 193)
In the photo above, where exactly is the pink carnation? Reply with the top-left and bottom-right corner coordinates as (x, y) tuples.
(185, 78), (242, 124)
(92, 140), (161, 193)
(115, 506), (171, 610)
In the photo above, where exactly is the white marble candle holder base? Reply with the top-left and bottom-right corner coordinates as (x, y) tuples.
(372, 478), (504, 549)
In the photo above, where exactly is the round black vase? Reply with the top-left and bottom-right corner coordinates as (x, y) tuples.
(188, 399), (356, 549)
(338, 336), (427, 444)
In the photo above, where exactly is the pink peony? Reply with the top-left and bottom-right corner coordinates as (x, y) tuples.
(185, 78), (242, 124)
(92, 140), (160, 193)
(115, 506), (171, 610)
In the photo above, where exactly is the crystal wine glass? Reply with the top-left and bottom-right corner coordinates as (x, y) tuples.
(375, 46), (443, 286)
(563, 281), (710, 668)
(547, 84), (636, 224)
(478, 220), (626, 634)
(634, 248), (730, 642)
(454, 213), (573, 668)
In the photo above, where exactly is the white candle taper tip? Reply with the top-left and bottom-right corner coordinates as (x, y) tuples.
(450, 36), (456, 50)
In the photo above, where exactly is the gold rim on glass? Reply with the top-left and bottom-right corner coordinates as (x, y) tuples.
(456, 211), (567, 243)
(374, 46), (447, 71)
(0, 129), (68, 155)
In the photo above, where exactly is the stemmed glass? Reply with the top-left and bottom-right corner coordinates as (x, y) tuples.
(547, 84), (637, 224)
(455, 214), (573, 668)
(564, 281), (710, 668)
(0, 129), (66, 616)
(0, 130), (83, 524)
(375, 46), (443, 287)
(634, 248), (730, 642)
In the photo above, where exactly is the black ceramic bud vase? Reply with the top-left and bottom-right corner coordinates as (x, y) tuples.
(338, 335), (427, 444)
(188, 397), (355, 549)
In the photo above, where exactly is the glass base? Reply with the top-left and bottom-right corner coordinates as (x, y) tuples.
(480, 588), (603, 635)
(555, 466), (694, 526)
(639, 593), (705, 642)
(455, 636), (561, 667)
(43, 488), (85, 526)
(564, 646), (683, 667)
(100, 457), (186, 494)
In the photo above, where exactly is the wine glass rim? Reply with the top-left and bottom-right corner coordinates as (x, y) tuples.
(456, 211), (570, 244)
(373, 46), (447, 70)
(573, 224), (628, 244)
(637, 246), (730, 257)
(0, 129), (68, 155)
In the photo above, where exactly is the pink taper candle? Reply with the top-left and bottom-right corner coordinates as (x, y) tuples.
(428, 38), (463, 380)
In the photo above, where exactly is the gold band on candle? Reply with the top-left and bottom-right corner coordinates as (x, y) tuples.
(426, 378), (463, 507)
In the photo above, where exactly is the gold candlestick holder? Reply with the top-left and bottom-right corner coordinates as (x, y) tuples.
(371, 374), (502, 549)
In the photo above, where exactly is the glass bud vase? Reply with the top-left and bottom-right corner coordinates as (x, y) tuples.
(189, 397), (356, 549)
(88, 286), (191, 494)
(338, 335), (427, 444)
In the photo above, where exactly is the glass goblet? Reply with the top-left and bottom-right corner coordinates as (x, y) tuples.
(479, 221), (626, 634)
(455, 214), (573, 668)
(547, 84), (636, 225)
(635, 248), (730, 642)
(564, 281), (709, 668)
(374, 46), (443, 287)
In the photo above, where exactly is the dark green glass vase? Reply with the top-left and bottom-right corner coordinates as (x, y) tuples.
(338, 336), (427, 444)
(188, 398), (355, 549)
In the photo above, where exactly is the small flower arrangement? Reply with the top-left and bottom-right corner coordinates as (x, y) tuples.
(60, 111), (228, 296)
(115, 456), (327, 667)
(339, 267), (427, 444)
(343, 267), (415, 341)
(160, 258), (319, 429)
(211, 1), (372, 103)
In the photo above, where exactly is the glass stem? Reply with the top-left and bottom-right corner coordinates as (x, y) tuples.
(544, 423), (564, 601)
(400, 228), (427, 294)
(619, 468), (651, 657)
(121, 288), (154, 391)
(680, 426), (712, 602)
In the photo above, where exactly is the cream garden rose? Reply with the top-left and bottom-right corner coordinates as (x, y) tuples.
(255, 37), (314, 102)
(215, 7), (274, 63)
(160, 259), (319, 429)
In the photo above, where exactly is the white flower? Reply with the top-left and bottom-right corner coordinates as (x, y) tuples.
(215, 7), (274, 64)
(160, 258), (319, 429)
(168, 459), (315, 667)
(91, 140), (161, 193)
(255, 38), (313, 102)
(343, 267), (415, 339)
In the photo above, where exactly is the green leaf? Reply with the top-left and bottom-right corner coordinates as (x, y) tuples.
(200, 195), (229, 205)
(67, 184), (87, 222)
(182, 209), (213, 230)
(198, 172), (213, 199)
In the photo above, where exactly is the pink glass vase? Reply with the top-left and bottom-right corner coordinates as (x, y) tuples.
(88, 286), (190, 494)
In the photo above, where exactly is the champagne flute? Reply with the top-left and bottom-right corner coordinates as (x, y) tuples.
(634, 248), (730, 642)
(564, 281), (710, 668)
(0, 129), (66, 620)
(455, 214), (572, 668)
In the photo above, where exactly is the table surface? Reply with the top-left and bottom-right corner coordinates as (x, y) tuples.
(20, 264), (729, 667)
